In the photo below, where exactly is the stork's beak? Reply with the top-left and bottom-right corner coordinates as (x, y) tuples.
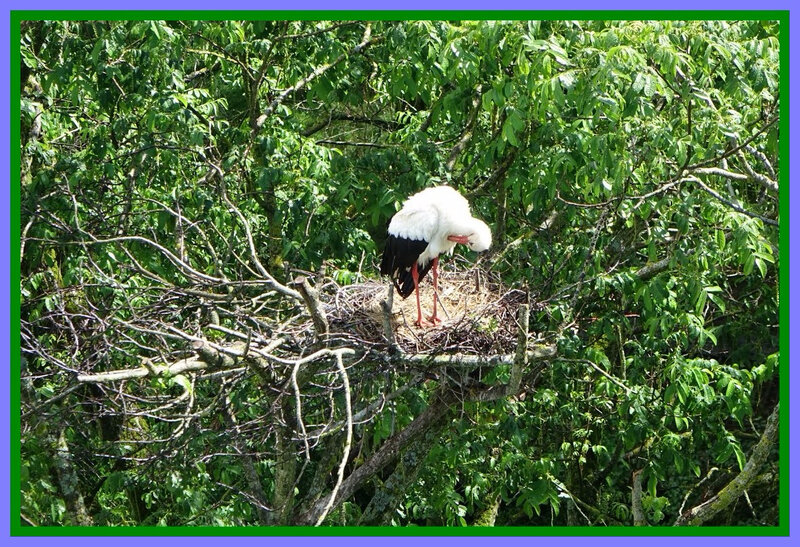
(447, 235), (471, 245)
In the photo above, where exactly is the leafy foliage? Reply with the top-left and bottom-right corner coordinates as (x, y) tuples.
(19, 19), (779, 528)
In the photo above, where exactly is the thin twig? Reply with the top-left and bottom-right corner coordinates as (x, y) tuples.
(291, 358), (311, 461)
(315, 350), (353, 526)
(558, 358), (631, 394)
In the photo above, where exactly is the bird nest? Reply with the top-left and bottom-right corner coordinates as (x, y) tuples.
(314, 267), (527, 355)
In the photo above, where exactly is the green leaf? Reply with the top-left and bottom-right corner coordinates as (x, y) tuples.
(715, 229), (726, 250)
(755, 257), (767, 278)
(502, 119), (520, 147)
(743, 252), (755, 275)
(170, 374), (192, 393)
(733, 443), (746, 471)
(695, 290), (708, 315)
(725, 379), (738, 399)
(647, 474), (657, 498)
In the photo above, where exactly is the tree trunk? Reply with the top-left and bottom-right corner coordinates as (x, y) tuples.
(54, 428), (93, 526)
(358, 420), (448, 525)
(268, 425), (297, 525)
(473, 494), (501, 527)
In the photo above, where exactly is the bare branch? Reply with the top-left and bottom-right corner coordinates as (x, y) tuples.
(736, 150), (778, 194)
(54, 428), (93, 526)
(291, 276), (329, 343)
(693, 167), (749, 181)
(635, 256), (671, 281)
(559, 358), (631, 394)
(210, 163), (302, 301)
(295, 344), (555, 525)
(276, 21), (359, 41)
(380, 284), (397, 347)
(686, 115), (778, 170)
(391, 345), (557, 369)
(314, 140), (392, 149)
(295, 383), (454, 526)
(315, 351), (353, 526)
(291, 357), (311, 461)
(506, 304), (529, 396)
(87, 235), (224, 284)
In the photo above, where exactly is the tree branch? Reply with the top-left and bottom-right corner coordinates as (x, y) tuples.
(294, 344), (555, 525)
(314, 139), (392, 148)
(54, 428), (93, 526)
(507, 304), (529, 395)
(736, 150), (778, 194)
(254, 24), (384, 130)
(674, 402), (779, 526)
(302, 113), (402, 137)
(686, 175), (779, 226)
(314, 351), (353, 525)
(635, 256), (671, 281)
(291, 276), (329, 344)
(686, 115), (778, 170)
(211, 163), (303, 301)
(276, 21), (359, 41)
(446, 85), (484, 172)
(390, 345), (556, 369)
(294, 383), (455, 526)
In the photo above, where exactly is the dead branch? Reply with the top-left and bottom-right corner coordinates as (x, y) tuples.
(736, 149), (778, 194)
(291, 276), (329, 343)
(693, 167), (749, 181)
(291, 356), (312, 461)
(211, 163), (302, 301)
(294, 335), (555, 525)
(221, 383), (272, 525)
(558, 358), (632, 394)
(314, 351), (353, 525)
(380, 284), (397, 347)
(54, 428), (93, 526)
(394, 346), (556, 369)
(295, 383), (455, 526)
(635, 256), (671, 281)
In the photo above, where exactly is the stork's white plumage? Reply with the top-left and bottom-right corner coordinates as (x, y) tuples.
(380, 186), (492, 327)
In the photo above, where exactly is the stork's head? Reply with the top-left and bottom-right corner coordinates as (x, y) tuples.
(467, 219), (493, 252)
(447, 218), (492, 251)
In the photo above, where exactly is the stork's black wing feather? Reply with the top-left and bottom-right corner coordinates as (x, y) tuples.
(380, 235), (431, 298)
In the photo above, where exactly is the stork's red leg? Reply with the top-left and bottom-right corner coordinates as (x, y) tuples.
(412, 262), (424, 327)
(428, 257), (442, 325)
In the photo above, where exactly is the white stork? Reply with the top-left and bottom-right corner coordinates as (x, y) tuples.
(380, 186), (492, 327)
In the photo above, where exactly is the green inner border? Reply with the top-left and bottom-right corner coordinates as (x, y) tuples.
(9, 10), (791, 537)
(8, 10), (794, 21)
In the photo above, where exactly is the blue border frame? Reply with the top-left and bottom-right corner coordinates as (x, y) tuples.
(4, 3), (796, 546)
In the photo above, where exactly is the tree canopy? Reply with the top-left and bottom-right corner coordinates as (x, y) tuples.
(18, 18), (780, 528)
